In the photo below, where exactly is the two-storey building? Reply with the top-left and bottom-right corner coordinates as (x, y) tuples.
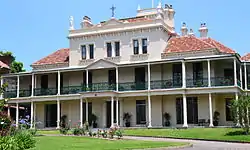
(2, 3), (250, 129)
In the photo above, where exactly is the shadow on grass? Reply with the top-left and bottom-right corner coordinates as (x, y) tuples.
(225, 131), (249, 136)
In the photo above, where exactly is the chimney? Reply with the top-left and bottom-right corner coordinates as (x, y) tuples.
(188, 28), (195, 36)
(181, 22), (188, 36)
(81, 16), (93, 28)
(199, 23), (208, 38)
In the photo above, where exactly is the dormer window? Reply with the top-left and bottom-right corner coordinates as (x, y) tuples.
(142, 38), (148, 54)
(81, 45), (87, 60)
(133, 39), (139, 55)
(107, 42), (112, 57)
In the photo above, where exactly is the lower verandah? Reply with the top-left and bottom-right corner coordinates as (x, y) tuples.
(30, 93), (236, 129)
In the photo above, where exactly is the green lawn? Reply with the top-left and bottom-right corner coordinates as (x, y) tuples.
(31, 136), (186, 150)
(124, 128), (250, 142)
(37, 130), (60, 135)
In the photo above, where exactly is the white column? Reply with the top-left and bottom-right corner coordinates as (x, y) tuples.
(16, 102), (19, 128)
(148, 93), (152, 127)
(57, 71), (61, 95)
(208, 93), (213, 127)
(235, 93), (240, 126)
(86, 99), (88, 122)
(183, 94), (188, 127)
(234, 58), (237, 86)
(17, 76), (20, 98)
(111, 96), (114, 127)
(148, 63), (151, 90)
(31, 74), (34, 97)
(207, 60), (211, 87)
(116, 67), (119, 91)
(116, 97), (119, 125)
(119, 100), (123, 127)
(80, 98), (83, 128)
(86, 70), (89, 89)
(56, 99), (60, 129)
(182, 61), (186, 88)
(244, 63), (248, 90)
(30, 101), (34, 128)
(34, 103), (36, 128)
(7, 105), (10, 117)
(103, 102), (107, 127)
(138, 39), (142, 54)
(240, 65), (243, 88)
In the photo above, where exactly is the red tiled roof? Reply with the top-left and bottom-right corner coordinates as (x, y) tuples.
(201, 38), (235, 54)
(32, 48), (69, 65)
(164, 36), (214, 53)
(0, 60), (9, 69)
(164, 36), (235, 54)
(241, 53), (250, 61)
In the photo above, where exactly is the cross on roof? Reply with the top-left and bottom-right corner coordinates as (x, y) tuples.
(110, 5), (116, 18)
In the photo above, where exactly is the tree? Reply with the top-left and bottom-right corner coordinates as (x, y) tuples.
(0, 51), (25, 73)
(231, 94), (250, 134)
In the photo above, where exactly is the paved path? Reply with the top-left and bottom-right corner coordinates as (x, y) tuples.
(124, 136), (250, 150)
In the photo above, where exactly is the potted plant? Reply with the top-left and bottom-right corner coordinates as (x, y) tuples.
(91, 114), (98, 128)
(213, 111), (220, 126)
(123, 112), (132, 127)
(163, 112), (171, 127)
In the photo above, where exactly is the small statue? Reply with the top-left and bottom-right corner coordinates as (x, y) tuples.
(69, 16), (74, 30)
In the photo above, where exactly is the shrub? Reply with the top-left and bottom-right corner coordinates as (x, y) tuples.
(115, 130), (123, 139)
(28, 129), (37, 136)
(60, 127), (69, 135)
(0, 136), (18, 150)
(79, 128), (85, 135)
(13, 130), (36, 150)
(72, 128), (81, 136)
(101, 130), (107, 138)
(0, 111), (12, 136)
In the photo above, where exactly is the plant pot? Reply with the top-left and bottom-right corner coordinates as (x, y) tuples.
(213, 121), (219, 126)
(125, 122), (130, 127)
(164, 121), (170, 127)
(93, 122), (98, 128)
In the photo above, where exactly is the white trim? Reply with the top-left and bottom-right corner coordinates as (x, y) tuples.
(244, 63), (247, 90)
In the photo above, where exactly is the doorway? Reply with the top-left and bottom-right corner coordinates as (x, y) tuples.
(176, 97), (198, 124)
(45, 104), (57, 127)
(106, 101), (117, 128)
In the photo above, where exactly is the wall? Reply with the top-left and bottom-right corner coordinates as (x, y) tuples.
(69, 29), (169, 67)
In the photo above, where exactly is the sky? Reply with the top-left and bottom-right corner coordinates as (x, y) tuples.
(0, 0), (249, 71)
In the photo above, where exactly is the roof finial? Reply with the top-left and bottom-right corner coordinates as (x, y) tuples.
(110, 5), (116, 18)
(69, 16), (74, 30)
(157, 1), (162, 8)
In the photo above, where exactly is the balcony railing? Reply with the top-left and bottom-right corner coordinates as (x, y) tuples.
(89, 83), (116, 92)
(186, 78), (208, 88)
(211, 77), (234, 86)
(119, 82), (147, 91)
(19, 89), (31, 97)
(61, 86), (84, 95)
(4, 90), (17, 99)
(151, 79), (182, 90)
(34, 88), (57, 96)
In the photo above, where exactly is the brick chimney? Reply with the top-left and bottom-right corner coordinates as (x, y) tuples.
(81, 16), (93, 28)
(199, 23), (208, 38)
(181, 22), (188, 36)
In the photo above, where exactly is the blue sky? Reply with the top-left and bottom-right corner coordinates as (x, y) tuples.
(0, 0), (249, 70)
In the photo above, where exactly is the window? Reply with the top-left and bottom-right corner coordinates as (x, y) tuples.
(81, 45), (87, 60)
(136, 100), (146, 124)
(226, 98), (234, 121)
(142, 38), (147, 54)
(173, 64), (182, 87)
(115, 41), (120, 56)
(89, 44), (94, 59)
(107, 42), (112, 57)
(133, 39), (139, 55)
